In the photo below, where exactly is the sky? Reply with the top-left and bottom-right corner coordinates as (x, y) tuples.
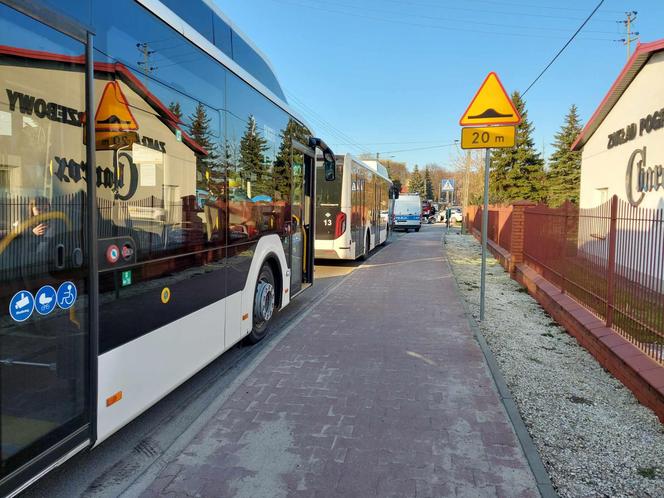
(216, 0), (664, 170)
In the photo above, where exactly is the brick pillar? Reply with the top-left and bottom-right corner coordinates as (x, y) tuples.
(509, 201), (536, 274)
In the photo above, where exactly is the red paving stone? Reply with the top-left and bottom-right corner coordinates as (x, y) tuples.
(140, 228), (540, 498)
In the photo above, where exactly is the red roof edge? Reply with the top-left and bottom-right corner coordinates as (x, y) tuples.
(571, 39), (664, 151)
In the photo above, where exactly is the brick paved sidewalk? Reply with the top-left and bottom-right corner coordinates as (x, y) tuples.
(141, 228), (540, 498)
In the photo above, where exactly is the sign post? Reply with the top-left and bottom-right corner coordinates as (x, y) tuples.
(459, 72), (521, 321)
(480, 149), (490, 320)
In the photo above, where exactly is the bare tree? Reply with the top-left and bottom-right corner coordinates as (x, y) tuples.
(449, 150), (486, 207)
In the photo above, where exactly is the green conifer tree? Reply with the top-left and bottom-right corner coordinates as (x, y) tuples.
(547, 104), (583, 206)
(424, 167), (434, 200)
(490, 91), (545, 203)
(239, 115), (269, 196)
(168, 101), (183, 121)
(409, 165), (425, 195)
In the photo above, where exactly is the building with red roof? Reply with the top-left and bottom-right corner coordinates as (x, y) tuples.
(572, 39), (664, 210)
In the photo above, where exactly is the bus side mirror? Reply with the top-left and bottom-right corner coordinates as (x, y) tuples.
(309, 137), (336, 181)
(324, 152), (336, 181)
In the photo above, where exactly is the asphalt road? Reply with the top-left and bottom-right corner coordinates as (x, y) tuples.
(22, 229), (409, 498)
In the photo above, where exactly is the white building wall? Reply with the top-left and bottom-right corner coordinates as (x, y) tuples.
(580, 51), (664, 210)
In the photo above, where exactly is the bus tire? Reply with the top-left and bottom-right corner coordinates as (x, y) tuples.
(361, 231), (370, 260)
(246, 263), (276, 344)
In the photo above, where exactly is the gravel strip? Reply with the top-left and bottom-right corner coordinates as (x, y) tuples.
(444, 230), (664, 498)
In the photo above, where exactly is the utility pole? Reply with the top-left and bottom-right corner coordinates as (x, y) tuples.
(137, 42), (157, 76)
(616, 11), (639, 60)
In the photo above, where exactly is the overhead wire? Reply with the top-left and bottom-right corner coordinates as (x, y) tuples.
(285, 90), (372, 154)
(522, 0), (606, 96)
(279, 0), (617, 34)
(266, 0), (615, 41)
(378, 0), (617, 22)
(469, 0), (621, 14)
(330, 140), (453, 146)
(286, 102), (366, 155)
(377, 142), (460, 154)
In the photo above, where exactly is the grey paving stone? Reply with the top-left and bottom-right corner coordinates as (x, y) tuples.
(140, 228), (541, 497)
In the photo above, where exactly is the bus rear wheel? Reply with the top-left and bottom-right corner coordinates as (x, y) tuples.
(246, 263), (276, 344)
(361, 231), (370, 260)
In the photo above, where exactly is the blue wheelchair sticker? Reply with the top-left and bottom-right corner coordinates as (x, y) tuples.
(57, 281), (77, 310)
(9, 290), (34, 322)
(35, 285), (57, 315)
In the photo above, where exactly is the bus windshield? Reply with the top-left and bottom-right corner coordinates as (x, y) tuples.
(316, 160), (343, 206)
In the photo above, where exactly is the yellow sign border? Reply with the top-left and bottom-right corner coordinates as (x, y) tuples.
(459, 72), (521, 126)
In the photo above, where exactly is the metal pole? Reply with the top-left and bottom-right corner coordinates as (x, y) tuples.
(85, 31), (100, 444)
(480, 148), (490, 321)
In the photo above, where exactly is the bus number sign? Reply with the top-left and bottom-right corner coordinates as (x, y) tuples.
(460, 125), (515, 150)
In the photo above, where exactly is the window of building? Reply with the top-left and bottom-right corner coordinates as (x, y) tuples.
(596, 187), (609, 205)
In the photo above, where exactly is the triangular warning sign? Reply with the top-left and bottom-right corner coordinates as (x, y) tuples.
(95, 81), (139, 132)
(459, 72), (521, 126)
(443, 180), (453, 190)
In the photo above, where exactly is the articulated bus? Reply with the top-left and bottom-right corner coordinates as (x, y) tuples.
(0, 1), (336, 495)
(315, 154), (394, 260)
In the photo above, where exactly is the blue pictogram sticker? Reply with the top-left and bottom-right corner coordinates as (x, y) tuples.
(35, 285), (57, 315)
(9, 290), (34, 322)
(57, 281), (77, 310)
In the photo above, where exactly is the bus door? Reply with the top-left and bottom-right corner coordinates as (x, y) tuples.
(369, 174), (377, 245)
(355, 169), (367, 255)
(290, 142), (315, 295)
(0, 5), (93, 495)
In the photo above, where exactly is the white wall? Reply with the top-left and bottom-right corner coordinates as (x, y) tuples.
(580, 51), (664, 210)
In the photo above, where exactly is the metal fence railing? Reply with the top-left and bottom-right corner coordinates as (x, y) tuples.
(465, 204), (513, 253)
(523, 197), (664, 364)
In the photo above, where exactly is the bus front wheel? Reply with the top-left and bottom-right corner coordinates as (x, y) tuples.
(247, 263), (276, 344)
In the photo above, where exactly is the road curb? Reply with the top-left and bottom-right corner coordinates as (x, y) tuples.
(442, 231), (558, 498)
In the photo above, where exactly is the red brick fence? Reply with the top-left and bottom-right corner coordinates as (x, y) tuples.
(464, 197), (664, 421)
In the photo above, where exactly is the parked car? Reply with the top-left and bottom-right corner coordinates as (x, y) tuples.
(439, 206), (463, 224)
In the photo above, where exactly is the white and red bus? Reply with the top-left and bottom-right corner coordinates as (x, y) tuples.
(314, 154), (394, 260)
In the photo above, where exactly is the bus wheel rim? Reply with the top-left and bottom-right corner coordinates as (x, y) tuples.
(255, 280), (275, 323)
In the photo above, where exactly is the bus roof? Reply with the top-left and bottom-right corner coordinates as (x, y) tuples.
(361, 160), (390, 180)
(336, 154), (392, 183)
